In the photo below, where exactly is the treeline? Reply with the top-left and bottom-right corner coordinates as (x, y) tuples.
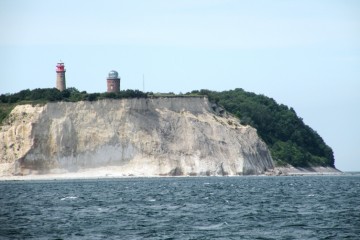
(0, 88), (147, 123)
(1, 87), (335, 168)
(188, 89), (335, 168)
(0, 88), (147, 104)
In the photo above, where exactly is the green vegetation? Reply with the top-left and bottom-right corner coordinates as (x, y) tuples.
(0, 88), (147, 123)
(189, 89), (334, 168)
(0, 103), (14, 126)
(0, 87), (334, 168)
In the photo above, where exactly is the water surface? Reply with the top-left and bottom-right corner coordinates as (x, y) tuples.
(0, 175), (359, 239)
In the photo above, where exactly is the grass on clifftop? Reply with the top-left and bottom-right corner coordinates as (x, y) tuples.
(0, 87), (335, 168)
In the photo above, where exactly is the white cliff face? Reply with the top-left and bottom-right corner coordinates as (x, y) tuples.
(0, 97), (274, 176)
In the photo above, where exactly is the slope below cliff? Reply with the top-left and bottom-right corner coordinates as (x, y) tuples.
(0, 97), (274, 177)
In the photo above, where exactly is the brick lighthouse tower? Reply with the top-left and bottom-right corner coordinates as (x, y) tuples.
(107, 70), (120, 93)
(56, 61), (66, 91)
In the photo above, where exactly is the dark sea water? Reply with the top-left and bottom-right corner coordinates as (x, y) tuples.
(0, 175), (359, 240)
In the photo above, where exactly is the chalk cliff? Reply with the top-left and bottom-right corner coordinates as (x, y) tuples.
(0, 97), (274, 176)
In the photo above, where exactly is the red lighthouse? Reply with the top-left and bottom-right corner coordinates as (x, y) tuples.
(56, 62), (66, 91)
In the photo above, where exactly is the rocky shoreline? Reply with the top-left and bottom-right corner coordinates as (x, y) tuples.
(0, 166), (343, 181)
(266, 166), (342, 176)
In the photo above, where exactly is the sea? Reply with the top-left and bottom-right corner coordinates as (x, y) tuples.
(0, 174), (359, 240)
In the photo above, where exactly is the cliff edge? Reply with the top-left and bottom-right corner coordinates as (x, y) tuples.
(0, 97), (274, 177)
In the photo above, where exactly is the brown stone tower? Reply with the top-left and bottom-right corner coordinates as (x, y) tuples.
(56, 62), (66, 91)
(107, 70), (120, 93)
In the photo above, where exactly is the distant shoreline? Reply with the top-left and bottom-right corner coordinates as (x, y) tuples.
(0, 166), (346, 181)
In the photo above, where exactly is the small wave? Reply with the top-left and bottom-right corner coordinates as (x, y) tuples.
(307, 194), (315, 197)
(61, 196), (78, 201)
(97, 207), (109, 212)
(193, 222), (228, 230)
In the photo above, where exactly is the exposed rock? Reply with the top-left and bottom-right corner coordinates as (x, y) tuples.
(266, 166), (342, 176)
(0, 97), (274, 177)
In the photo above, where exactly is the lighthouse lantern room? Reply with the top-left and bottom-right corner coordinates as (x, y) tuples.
(56, 61), (66, 91)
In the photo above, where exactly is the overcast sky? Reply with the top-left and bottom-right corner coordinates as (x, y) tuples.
(1, 0), (359, 171)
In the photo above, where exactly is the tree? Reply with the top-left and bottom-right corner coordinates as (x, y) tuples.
(196, 88), (335, 167)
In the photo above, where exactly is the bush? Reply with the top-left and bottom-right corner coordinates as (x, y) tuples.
(197, 88), (335, 167)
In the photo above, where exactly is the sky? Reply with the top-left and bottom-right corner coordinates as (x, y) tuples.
(0, 0), (359, 171)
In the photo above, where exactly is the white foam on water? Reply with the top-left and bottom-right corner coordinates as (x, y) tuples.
(97, 207), (109, 212)
(60, 196), (78, 201)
